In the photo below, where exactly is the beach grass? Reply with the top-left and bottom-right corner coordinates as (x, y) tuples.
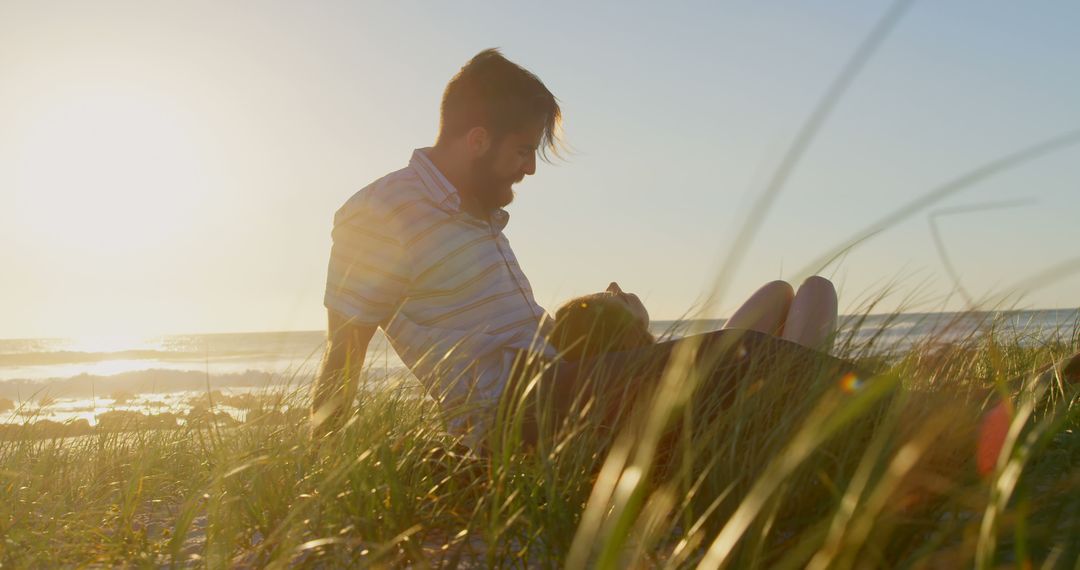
(1, 315), (1077, 568)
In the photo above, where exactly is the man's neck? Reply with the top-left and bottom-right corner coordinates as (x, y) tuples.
(427, 145), (489, 220)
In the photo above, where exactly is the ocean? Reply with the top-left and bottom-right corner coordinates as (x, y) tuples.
(2, 309), (1076, 426)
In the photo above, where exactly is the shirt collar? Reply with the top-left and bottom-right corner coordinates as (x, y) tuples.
(409, 147), (511, 231)
(410, 148), (460, 211)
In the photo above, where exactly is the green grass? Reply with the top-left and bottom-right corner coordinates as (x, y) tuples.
(1, 318), (1077, 568)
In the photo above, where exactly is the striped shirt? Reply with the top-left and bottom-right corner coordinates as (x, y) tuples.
(324, 148), (555, 413)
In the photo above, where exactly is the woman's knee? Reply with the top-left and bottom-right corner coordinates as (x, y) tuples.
(791, 276), (838, 320)
(784, 276), (838, 350)
(759, 280), (796, 303)
(764, 280), (799, 297)
(724, 280), (795, 335)
(796, 276), (836, 299)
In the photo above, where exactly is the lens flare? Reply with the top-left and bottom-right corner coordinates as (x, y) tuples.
(977, 400), (1011, 477)
(839, 372), (863, 393)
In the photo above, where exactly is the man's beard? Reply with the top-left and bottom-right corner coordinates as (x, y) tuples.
(470, 154), (518, 212)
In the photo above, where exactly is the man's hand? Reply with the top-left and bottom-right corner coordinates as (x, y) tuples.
(309, 310), (378, 439)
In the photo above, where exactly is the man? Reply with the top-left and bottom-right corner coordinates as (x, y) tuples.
(311, 49), (562, 439)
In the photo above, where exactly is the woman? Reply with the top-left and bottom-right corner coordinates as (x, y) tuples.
(537, 279), (1078, 480)
(549, 277), (840, 361)
(514, 277), (855, 450)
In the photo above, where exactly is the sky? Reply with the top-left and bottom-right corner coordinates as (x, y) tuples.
(1, 1), (1078, 339)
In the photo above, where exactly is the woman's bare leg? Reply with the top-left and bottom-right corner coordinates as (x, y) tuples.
(722, 280), (795, 336)
(781, 276), (838, 351)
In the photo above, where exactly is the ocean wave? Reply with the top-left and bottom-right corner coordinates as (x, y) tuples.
(0, 365), (413, 401)
(0, 369), (283, 400)
(0, 349), (266, 366)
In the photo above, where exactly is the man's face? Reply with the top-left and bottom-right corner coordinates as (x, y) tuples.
(469, 123), (542, 212)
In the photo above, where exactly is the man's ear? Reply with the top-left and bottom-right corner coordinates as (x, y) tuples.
(464, 126), (492, 158)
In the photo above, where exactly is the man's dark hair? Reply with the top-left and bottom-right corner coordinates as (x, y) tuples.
(438, 48), (563, 161)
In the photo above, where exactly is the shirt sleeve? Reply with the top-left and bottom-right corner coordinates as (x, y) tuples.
(323, 195), (410, 326)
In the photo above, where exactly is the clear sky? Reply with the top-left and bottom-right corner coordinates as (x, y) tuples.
(2, 1), (1078, 339)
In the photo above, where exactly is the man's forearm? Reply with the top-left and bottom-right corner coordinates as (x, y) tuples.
(310, 341), (366, 437)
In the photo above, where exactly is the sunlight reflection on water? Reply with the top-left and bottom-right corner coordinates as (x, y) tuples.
(2, 388), (269, 426)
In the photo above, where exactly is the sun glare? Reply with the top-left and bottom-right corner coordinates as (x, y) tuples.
(13, 88), (209, 255)
(64, 334), (160, 354)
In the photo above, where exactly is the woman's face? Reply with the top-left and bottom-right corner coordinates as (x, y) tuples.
(602, 282), (649, 328)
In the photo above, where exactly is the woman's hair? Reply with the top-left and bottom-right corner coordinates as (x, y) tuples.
(550, 294), (655, 361)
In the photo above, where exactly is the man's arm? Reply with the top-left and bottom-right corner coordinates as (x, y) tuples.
(310, 309), (378, 438)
